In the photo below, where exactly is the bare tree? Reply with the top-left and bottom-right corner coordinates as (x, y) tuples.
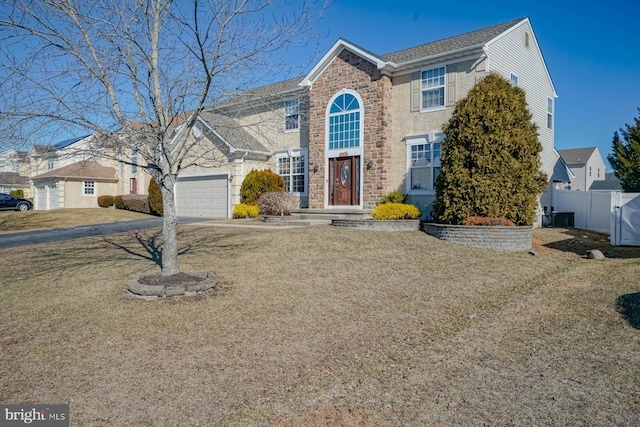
(0, 0), (322, 275)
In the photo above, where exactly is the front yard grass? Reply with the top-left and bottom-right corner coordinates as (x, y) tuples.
(1, 225), (639, 425)
(0, 208), (155, 234)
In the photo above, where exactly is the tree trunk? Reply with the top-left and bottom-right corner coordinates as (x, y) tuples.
(160, 174), (180, 275)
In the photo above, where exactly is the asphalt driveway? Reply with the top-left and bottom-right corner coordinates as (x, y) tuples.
(0, 217), (208, 250)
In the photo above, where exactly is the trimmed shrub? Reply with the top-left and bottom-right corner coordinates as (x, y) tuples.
(114, 195), (124, 209)
(121, 194), (151, 214)
(233, 203), (260, 218)
(240, 169), (285, 205)
(462, 216), (515, 226)
(148, 178), (163, 216)
(372, 203), (421, 220)
(377, 190), (407, 205)
(10, 189), (24, 198)
(257, 191), (297, 215)
(97, 195), (114, 208)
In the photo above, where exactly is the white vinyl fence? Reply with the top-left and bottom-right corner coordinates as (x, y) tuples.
(553, 189), (640, 246)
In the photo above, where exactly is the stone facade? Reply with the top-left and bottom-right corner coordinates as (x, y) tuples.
(308, 50), (393, 209)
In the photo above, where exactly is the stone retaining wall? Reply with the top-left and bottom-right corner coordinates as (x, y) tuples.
(423, 223), (532, 251)
(332, 219), (420, 231)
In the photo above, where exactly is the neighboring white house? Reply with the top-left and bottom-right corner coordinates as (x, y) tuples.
(557, 147), (606, 191)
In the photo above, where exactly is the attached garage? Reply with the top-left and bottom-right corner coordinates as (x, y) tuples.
(175, 174), (229, 218)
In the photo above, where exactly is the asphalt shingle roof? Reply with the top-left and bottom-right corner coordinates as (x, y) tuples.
(381, 18), (525, 64)
(0, 172), (29, 186)
(558, 148), (597, 164)
(198, 111), (269, 153)
(32, 160), (116, 180)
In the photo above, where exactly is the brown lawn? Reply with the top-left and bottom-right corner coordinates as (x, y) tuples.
(1, 224), (639, 426)
(0, 208), (155, 234)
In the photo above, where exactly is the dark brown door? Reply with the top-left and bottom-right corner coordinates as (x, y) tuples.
(330, 156), (359, 206)
(130, 178), (137, 194)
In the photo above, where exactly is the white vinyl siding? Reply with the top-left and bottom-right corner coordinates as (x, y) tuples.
(486, 19), (556, 180)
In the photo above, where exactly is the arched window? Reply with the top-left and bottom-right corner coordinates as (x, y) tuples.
(328, 93), (361, 150)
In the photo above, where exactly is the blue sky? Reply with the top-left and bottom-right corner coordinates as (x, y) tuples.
(304, 0), (639, 170)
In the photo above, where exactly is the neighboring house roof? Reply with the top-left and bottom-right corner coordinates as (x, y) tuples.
(589, 173), (622, 191)
(0, 172), (29, 186)
(552, 149), (574, 183)
(381, 18), (524, 63)
(30, 144), (55, 155)
(31, 160), (117, 181)
(53, 134), (93, 150)
(557, 147), (598, 164)
(197, 111), (270, 154)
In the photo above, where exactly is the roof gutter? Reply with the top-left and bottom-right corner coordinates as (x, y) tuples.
(384, 43), (486, 73)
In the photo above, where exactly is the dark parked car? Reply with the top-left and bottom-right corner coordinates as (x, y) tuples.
(0, 193), (33, 211)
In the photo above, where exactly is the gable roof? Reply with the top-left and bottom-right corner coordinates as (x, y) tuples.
(382, 18), (524, 64)
(31, 160), (116, 181)
(197, 111), (270, 155)
(558, 147), (598, 164)
(302, 18), (527, 85)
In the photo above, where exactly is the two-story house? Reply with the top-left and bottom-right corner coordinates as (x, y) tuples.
(26, 134), (150, 210)
(173, 17), (558, 223)
(557, 147), (606, 191)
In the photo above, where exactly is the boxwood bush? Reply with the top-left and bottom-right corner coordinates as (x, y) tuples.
(97, 195), (114, 208)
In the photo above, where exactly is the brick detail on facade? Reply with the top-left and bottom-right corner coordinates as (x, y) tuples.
(307, 49), (393, 209)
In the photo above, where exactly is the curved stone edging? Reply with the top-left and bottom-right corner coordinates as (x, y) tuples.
(127, 272), (218, 300)
(423, 223), (532, 251)
(331, 219), (420, 231)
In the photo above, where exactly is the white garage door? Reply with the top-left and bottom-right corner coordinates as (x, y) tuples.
(175, 174), (228, 218)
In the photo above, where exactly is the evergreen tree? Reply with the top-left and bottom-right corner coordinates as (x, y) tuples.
(434, 73), (547, 226)
(607, 109), (640, 192)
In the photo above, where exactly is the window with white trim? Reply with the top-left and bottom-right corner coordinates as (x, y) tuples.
(406, 134), (443, 194)
(83, 181), (95, 195)
(131, 149), (138, 174)
(510, 73), (518, 86)
(47, 157), (55, 171)
(284, 98), (299, 132)
(421, 67), (445, 110)
(276, 149), (307, 194)
(328, 93), (361, 150)
(547, 97), (554, 129)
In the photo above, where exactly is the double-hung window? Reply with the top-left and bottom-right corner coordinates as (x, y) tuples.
(547, 97), (554, 129)
(406, 134), (443, 194)
(83, 181), (95, 195)
(421, 67), (445, 110)
(284, 98), (300, 132)
(47, 157), (55, 171)
(131, 149), (138, 174)
(276, 149), (307, 194)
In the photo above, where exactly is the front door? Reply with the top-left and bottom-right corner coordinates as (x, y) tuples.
(329, 156), (360, 206)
